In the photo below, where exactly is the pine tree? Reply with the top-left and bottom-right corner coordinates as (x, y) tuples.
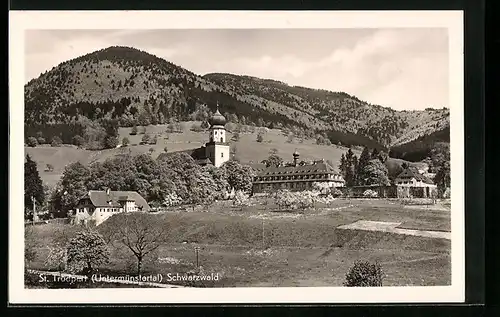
(344, 149), (358, 187)
(339, 153), (347, 176)
(24, 154), (45, 213)
(356, 147), (371, 185)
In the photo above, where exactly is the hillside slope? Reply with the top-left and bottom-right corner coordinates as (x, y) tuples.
(25, 46), (449, 149)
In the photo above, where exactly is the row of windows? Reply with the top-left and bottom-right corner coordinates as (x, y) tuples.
(254, 182), (314, 191)
(255, 174), (341, 182)
(101, 208), (121, 213)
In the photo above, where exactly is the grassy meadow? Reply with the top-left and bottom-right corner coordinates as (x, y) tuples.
(26, 198), (451, 288)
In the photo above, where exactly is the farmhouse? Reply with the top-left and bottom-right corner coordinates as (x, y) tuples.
(158, 104), (230, 167)
(395, 166), (437, 198)
(252, 150), (345, 194)
(72, 188), (150, 226)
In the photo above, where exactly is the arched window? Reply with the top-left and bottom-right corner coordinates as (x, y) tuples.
(220, 137), (223, 142)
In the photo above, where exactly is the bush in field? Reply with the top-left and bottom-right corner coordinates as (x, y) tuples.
(26, 137), (38, 147)
(162, 193), (183, 207)
(66, 230), (110, 275)
(233, 190), (251, 210)
(442, 187), (451, 199)
(363, 189), (378, 198)
(141, 133), (151, 144)
(190, 123), (204, 132)
(343, 260), (383, 287)
(122, 137), (130, 147)
(331, 188), (343, 198)
(130, 125), (138, 135)
(256, 132), (264, 143)
(312, 182), (331, 195)
(275, 190), (316, 211)
(51, 136), (63, 147)
(275, 190), (297, 210)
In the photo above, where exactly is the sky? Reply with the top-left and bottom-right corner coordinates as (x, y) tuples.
(25, 28), (449, 111)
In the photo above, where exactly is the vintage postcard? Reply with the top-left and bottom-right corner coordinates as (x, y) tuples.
(9, 10), (464, 304)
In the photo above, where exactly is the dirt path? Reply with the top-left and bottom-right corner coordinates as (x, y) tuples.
(337, 220), (451, 240)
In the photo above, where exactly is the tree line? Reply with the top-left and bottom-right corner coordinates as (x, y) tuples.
(25, 116), (120, 150)
(24, 152), (256, 219)
(338, 147), (391, 187)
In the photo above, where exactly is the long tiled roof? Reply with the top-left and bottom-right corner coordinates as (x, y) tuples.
(82, 190), (150, 211)
(255, 161), (341, 176)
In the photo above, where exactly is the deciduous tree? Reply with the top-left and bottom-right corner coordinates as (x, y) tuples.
(99, 213), (165, 276)
(66, 230), (110, 275)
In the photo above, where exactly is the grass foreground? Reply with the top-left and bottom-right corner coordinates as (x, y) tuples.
(25, 198), (451, 288)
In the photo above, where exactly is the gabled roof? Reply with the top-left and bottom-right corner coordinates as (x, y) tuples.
(195, 157), (213, 165)
(247, 163), (267, 171)
(396, 167), (434, 184)
(81, 190), (150, 211)
(156, 146), (208, 162)
(255, 160), (342, 177)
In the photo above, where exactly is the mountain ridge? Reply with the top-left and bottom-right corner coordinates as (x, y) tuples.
(24, 46), (449, 150)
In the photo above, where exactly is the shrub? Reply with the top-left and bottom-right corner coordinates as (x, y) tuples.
(190, 123), (204, 132)
(37, 137), (46, 144)
(141, 133), (151, 144)
(130, 125), (138, 135)
(442, 187), (451, 199)
(72, 135), (85, 147)
(363, 189), (378, 198)
(51, 136), (63, 147)
(256, 133), (264, 143)
(26, 137), (38, 147)
(231, 132), (240, 142)
(162, 193), (183, 207)
(122, 137), (130, 147)
(200, 121), (209, 129)
(233, 190), (251, 210)
(331, 188), (343, 198)
(343, 260), (383, 287)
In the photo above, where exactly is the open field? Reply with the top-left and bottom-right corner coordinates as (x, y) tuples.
(26, 199), (451, 287)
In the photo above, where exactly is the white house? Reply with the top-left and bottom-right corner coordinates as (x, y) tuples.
(72, 188), (150, 226)
(395, 167), (437, 188)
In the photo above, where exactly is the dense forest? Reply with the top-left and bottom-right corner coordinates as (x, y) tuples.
(388, 127), (450, 162)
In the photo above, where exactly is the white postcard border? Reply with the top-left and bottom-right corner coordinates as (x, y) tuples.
(9, 10), (465, 304)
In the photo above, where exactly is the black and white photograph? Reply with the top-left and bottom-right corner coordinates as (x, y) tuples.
(9, 11), (465, 304)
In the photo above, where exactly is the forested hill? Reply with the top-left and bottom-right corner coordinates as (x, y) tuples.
(25, 46), (449, 150)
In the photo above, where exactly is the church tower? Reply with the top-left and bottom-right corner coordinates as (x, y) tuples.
(205, 104), (230, 167)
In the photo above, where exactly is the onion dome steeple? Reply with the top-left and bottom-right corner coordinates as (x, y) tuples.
(209, 103), (227, 127)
